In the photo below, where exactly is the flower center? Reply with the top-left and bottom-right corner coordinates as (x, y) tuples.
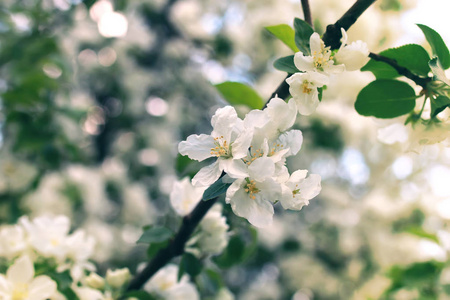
(12, 283), (29, 300)
(312, 43), (332, 71)
(244, 179), (260, 200)
(302, 80), (313, 94)
(292, 184), (300, 198)
(210, 136), (231, 158)
(269, 142), (285, 156)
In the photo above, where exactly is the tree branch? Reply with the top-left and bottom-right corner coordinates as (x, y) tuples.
(301, 0), (313, 27)
(368, 52), (431, 88)
(322, 0), (377, 49)
(126, 197), (219, 291)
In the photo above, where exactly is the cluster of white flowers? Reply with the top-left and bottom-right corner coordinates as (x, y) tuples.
(170, 177), (229, 256)
(143, 264), (200, 300)
(178, 94), (322, 227)
(287, 29), (370, 116)
(0, 215), (95, 281)
(0, 214), (134, 300)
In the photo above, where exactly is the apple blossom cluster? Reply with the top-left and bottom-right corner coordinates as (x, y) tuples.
(286, 29), (370, 116)
(0, 215), (132, 300)
(178, 96), (322, 228)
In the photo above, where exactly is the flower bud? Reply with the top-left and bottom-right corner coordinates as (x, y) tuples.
(106, 268), (131, 289)
(85, 272), (105, 290)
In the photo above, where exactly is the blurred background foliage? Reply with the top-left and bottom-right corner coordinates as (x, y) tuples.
(1, 0), (450, 299)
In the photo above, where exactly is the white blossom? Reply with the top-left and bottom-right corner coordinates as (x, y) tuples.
(0, 255), (57, 300)
(170, 177), (205, 216)
(144, 264), (199, 300)
(0, 225), (28, 260)
(225, 177), (282, 228)
(280, 170), (322, 210)
(193, 204), (229, 255)
(178, 106), (252, 186)
(293, 32), (345, 75)
(334, 28), (370, 71)
(105, 268), (131, 289)
(286, 72), (329, 115)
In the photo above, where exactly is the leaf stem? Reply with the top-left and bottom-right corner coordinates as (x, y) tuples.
(368, 52), (432, 88)
(300, 0), (313, 27)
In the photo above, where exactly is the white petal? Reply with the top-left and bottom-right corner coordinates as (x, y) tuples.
(192, 161), (222, 187)
(29, 276), (57, 300)
(243, 110), (270, 130)
(296, 90), (320, 115)
(289, 169), (308, 183)
(298, 174), (322, 200)
(178, 134), (215, 161)
(248, 157), (275, 182)
(279, 130), (303, 156)
(170, 178), (203, 216)
(7, 255), (34, 284)
(293, 52), (314, 72)
(231, 130), (253, 159)
(220, 159), (248, 179)
(308, 71), (330, 86)
(265, 97), (297, 132)
(227, 184), (274, 228)
(309, 32), (323, 54)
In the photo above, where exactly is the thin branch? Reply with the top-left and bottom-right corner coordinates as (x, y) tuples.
(322, 0), (377, 49)
(368, 52), (431, 88)
(301, 0), (313, 27)
(126, 197), (219, 291)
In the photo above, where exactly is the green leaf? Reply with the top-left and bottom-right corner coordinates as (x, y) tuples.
(361, 44), (431, 78)
(385, 261), (444, 294)
(214, 82), (264, 109)
(202, 177), (231, 201)
(213, 235), (246, 269)
(417, 24), (450, 69)
(293, 18), (314, 55)
(429, 57), (450, 86)
(146, 240), (168, 258)
(404, 227), (439, 243)
(430, 95), (450, 117)
(265, 24), (299, 52)
(273, 55), (299, 74)
(137, 226), (173, 244)
(178, 253), (203, 280)
(355, 79), (416, 118)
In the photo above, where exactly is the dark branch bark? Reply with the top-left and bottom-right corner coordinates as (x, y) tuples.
(301, 0), (313, 27)
(322, 0), (377, 49)
(368, 52), (431, 88)
(126, 197), (219, 291)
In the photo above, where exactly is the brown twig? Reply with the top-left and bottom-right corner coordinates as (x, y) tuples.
(301, 0), (313, 27)
(322, 0), (377, 49)
(126, 197), (219, 291)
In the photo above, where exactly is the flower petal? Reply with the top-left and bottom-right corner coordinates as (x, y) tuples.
(293, 52), (314, 72)
(29, 275), (57, 300)
(192, 161), (222, 187)
(178, 134), (215, 162)
(7, 255), (34, 284)
(248, 157), (275, 182)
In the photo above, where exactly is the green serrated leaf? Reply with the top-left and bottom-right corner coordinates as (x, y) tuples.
(361, 44), (431, 79)
(273, 55), (299, 74)
(417, 24), (450, 69)
(265, 24), (299, 52)
(355, 79), (416, 118)
(293, 18), (314, 55)
(137, 226), (173, 244)
(429, 57), (450, 86)
(431, 95), (450, 117)
(202, 177), (231, 201)
(214, 82), (264, 109)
